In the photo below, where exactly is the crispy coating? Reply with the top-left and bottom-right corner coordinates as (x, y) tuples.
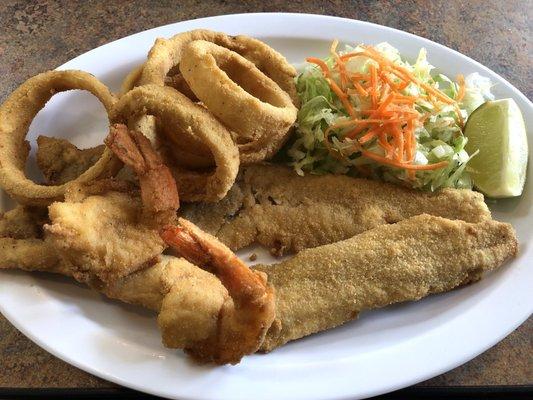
(119, 64), (144, 95)
(0, 238), (62, 272)
(36, 136), (105, 185)
(45, 190), (166, 283)
(0, 70), (120, 205)
(182, 164), (492, 255)
(180, 41), (298, 164)
(112, 85), (240, 202)
(139, 29), (298, 104)
(161, 219), (275, 364)
(0, 206), (61, 272)
(0, 203), (517, 364)
(100, 255), (227, 316)
(164, 72), (199, 102)
(256, 214), (518, 351)
(0, 206), (48, 239)
(155, 256), (229, 355)
(105, 124), (179, 227)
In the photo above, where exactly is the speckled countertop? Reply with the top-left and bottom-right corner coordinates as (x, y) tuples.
(0, 0), (531, 396)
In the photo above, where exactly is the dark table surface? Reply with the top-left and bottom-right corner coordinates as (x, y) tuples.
(0, 0), (531, 398)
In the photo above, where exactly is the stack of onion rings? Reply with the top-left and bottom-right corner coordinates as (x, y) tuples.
(123, 29), (298, 165)
(0, 30), (298, 206)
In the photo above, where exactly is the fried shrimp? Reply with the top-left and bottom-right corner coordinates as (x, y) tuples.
(105, 122), (275, 363)
(180, 40), (298, 164)
(160, 219), (275, 364)
(105, 123), (179, 226)
(0, 70), (120, 205)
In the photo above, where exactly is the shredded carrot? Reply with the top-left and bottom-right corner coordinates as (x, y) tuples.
(456, 74), (466, 102)
(358, 126), (382, 144)
(351, 78), (368, 97)
(405, 119), (415, 162)
(391, 124), (404, 162)
(379, 71), (401, 90)
(348, 72), (370, 80)
(307, 42), (464, 173)
(369, 64), (379, 109)
(307, 57), (356, 118)
(378, 134), (394, 158)
(330, 40), (348, 91)
(361, 150), (448, 170)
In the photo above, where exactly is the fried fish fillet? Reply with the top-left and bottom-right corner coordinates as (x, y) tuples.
(101, 255), (229, 352)
(0, 238), (62, 272)
(256, 214), (518, 351)
(182, 164), (492, 255)
(0, 200), (228, 355)
(45, 189), (166, 283)
(36, 136), (105, 185)
(0, 206), (48, 239)
(0, 206), (61, 272)
(0, 210), (518, 363)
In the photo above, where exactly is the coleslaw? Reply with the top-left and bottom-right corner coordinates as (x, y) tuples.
(287, 42), (495, 190)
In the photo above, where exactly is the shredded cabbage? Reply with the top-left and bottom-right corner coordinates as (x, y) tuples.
(287, 42), (494, 191)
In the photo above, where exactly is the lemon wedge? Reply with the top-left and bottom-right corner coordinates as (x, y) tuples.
(464, 98), (528, 197)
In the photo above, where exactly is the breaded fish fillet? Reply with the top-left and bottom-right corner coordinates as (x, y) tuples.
(0, 238), (61, 272)
(0, 206), (49, 239)
(0, 203), (229, 357)
(182, 164), (491, 255)
(0, 204), (224, 349)
(45, 190), (166, 283)
(0, 206), (60, 272)
(255, 214), (518, 351)
(101, 255), (229, 352)
(36, 136), (105, 185)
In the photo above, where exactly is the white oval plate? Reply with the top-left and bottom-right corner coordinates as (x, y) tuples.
(0, 13), (531, 400)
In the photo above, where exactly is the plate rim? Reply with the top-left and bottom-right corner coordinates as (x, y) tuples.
(0, 12), (532, 400)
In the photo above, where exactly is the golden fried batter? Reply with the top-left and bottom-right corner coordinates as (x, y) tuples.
(180, 41), (298, 163)
(256, 214), (518, 351)
(161, 219), (275, 364)
(0, 206), (60, 272)
(0, 70), (119, 206)
(155, 256), (229, 354)
(101, 255), (228, 326)
(0, 238), (61, 272)
(182, 164), (492, 255)
(36, 136), (105, 185)
(0, 206), (48, 239)
(45, 190), (166, 283)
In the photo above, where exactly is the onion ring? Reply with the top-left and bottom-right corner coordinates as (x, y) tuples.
(138, 29), (298, 105)
(121, 64), (212, 168)
(0, 70), (120, 206)
(119, 64), (144, 95)
(180, 40), (298, 164)
(111, 85), (239, 202)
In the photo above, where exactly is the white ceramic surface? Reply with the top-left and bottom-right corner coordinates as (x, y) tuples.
(0, 13), (531, 400)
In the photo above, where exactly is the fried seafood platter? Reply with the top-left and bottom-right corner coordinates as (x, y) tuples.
(0, 28), (522, 369)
